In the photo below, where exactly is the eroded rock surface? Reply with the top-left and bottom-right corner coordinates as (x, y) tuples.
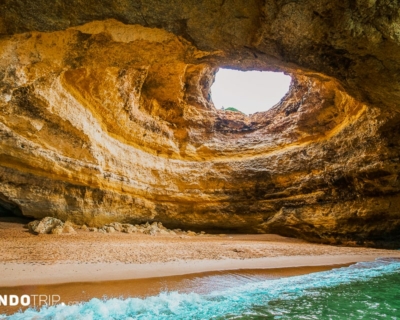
(28, 217), (64, 234)
(1, 2), (400, 247)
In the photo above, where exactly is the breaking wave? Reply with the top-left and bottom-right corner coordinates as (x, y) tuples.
(3, 258), (400, 319)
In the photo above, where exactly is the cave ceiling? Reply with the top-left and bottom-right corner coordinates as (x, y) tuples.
(0, 0), (400, 247)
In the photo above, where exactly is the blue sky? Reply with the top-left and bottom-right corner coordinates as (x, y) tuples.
(211, 69), (292, 115)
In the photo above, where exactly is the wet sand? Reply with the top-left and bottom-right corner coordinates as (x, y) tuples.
(1, 254), (393, 287)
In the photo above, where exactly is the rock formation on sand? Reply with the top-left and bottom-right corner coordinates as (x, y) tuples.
(26, 217), (200, 236)
(27, 217), (76, 235)
(0, 1), (399, 247)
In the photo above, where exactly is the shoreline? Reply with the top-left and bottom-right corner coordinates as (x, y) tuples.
(2, 219), (400, 315)
(0, 262), (362, 316)
(1, 253), (399, 287)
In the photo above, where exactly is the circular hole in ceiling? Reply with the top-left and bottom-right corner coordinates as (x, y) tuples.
(211, 69), (292, 115)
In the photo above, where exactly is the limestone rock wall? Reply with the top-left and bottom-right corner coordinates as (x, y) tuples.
(1, 2), (400, 247)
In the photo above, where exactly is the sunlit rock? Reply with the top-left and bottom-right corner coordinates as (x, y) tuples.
(1, 2), (400, 247)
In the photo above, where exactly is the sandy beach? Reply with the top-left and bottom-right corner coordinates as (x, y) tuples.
(2, 218), (400, 316)
(1, 218), (400, 287)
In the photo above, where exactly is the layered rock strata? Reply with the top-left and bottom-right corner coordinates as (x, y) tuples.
(0, 2), (400, 247)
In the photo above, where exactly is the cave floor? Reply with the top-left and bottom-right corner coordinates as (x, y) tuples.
(1, 219), (400, 287)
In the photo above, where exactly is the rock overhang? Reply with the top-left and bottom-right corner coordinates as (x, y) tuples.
(0, 1), (400, 247)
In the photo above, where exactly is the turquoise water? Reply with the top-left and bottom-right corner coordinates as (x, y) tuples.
(3, 259), (400, 319)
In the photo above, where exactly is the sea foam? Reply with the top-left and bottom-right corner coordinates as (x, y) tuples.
(2, 259), (400, 320)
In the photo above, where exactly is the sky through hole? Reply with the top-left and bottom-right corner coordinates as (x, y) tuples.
(211, 69), (291, 115)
